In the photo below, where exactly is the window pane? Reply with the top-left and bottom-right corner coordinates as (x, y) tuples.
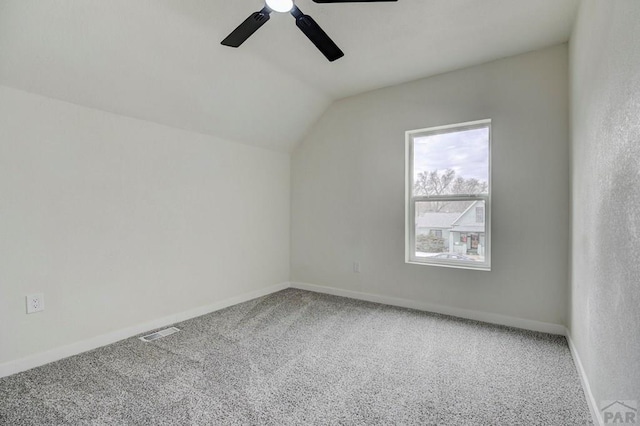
(415, 200), (486, 263)
(413, 126), (489, 197)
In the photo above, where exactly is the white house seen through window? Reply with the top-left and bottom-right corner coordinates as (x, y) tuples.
(405, 120), (491, 270)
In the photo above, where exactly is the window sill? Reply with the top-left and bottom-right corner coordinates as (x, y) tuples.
(406, 260), (491, 272)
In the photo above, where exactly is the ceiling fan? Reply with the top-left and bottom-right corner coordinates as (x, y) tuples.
(221, 0), (397, 62)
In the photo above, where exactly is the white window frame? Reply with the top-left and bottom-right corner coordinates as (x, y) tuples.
(405, 119), (492, 271)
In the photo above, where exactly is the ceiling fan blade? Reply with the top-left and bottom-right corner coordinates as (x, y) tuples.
(291, 6), (344, 62)
(221, 7), (271, 48)
(312, 0), (397, 3)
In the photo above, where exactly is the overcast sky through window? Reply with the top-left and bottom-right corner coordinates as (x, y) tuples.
(413, 126), (489, 182)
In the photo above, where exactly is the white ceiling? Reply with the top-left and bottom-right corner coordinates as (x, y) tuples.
(0, 0), (579, 151)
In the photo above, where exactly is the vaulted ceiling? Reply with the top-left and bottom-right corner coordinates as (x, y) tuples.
(0, 0), (579, 151)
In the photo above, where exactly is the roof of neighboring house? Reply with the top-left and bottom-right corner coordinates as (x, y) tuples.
(449, 200), (484, 233)
(417, 201), (485, 233)
(451, 200), (480, 226)
(416, 213), (461, 229)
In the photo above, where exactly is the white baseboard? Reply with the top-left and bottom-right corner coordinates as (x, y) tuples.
(565, 329), (602, 425)
(0, 282), (289, 378)
(4, 278), (597, 426)
(290, 281), (566, 335)
(2, 280), (600, 426)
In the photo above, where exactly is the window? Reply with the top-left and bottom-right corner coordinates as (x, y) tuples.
(405, 120), (491, 270)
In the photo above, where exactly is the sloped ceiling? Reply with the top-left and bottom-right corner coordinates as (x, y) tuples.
(0, 0), (579, 151)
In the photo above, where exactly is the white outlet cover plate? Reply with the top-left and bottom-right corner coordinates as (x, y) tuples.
(26, 293), (45, 314)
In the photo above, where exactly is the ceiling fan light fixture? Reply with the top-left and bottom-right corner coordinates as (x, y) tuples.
(265, 0), (294, 13)
(222, 0), (397, 61)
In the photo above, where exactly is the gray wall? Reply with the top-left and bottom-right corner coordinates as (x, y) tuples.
(291, 45), (570, 325)
(569, 0), (640, 408)
(0, 86), (290, 365)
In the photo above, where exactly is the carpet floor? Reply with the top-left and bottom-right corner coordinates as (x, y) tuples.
(1, 288), (592, 425)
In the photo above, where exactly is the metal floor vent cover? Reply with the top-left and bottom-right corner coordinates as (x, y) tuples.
(139, 327), (180, 342)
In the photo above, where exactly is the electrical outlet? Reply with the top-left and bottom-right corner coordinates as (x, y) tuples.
(26, 293), (45, 314)
(353, 262), (360, 273)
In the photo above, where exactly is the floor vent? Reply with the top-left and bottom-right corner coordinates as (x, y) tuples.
(139, 327), (180, 342)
